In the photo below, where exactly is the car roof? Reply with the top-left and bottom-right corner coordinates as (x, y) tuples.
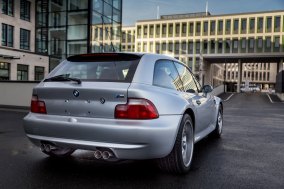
(67, 52), (180, 63)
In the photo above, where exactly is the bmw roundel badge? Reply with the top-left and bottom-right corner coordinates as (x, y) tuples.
(73, 90), (80, 97)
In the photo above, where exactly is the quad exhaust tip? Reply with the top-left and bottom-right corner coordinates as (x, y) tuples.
(94, 150), (113, 160)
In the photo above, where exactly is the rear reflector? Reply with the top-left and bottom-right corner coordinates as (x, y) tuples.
(31, 95), (47, 114)
(115, 98), (159, 119)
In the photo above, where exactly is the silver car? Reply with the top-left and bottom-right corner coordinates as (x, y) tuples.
(23, 53), (223, 174)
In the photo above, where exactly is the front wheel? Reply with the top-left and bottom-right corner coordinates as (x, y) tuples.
(209, 106), (223, 138)
(157, 114), (194, 174)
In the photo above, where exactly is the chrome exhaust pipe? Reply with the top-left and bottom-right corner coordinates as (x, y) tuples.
(102, 151), (112, 160)
(41, 143), (57, 152)
(41, 143), (51, 152)
(94, 150), (102, 159)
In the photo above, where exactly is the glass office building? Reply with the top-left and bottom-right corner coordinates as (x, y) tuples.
(35, 0), (122, 71)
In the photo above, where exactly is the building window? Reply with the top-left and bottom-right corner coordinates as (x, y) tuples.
(203, 40), (208, 54)
(274, 16), (281, 32)
(257, 17), (263, 33)
(168, 42), (173, 52)
(274, 36), (280, 52)
(188, 41), (193, 54)
(2, 0), (14, 16)
(196, 22), (201, 36)
(218, 39), (222, 53)
(241, 38), (246, 53)
(218, 20), (223, 35)
(225, 39), (231, 53)
(156, 42), (160, 54)
(248, 38), (254, 53)
(17, 64), (29, 80)
(20, 29), (30, 50)
(137, 26), (141, 38)
(232, 39), (238, 53)
(265, 37), (271, 52)
(162, 42), (166, 52)
(143, 25), (148, 37)
(127, 32), (131, 42)
(34, 66), (45, 81)
(174, 42), (180, 54)
(181, 41), (186, 54)
(149, 43), (153, 52)
(195, 41), (200, 54)
(257, 37), (263, 52)
(175, 23), (180, 36)
(241, 19), (247, 34)
(149, 25), (154, 37)
(249, 18), (255, 33)
(0, 62), (10, 80)
(210, 20), (216, 35)
(210, 40), (215, 53)
(143, 43), (147, 52)
(189, 22), (194, 36)
(122, 32), (126, 43)
(233, 19), (239, 34)
(168, 24), (173, 36)
(225, 19), (231, 34)
(266, 17), (272, 32)
(1, 23), (13, 47)
(20, 0), (31, 21)
(156, 25), (160, 37)
(182, 23), (187, 36)
(203, 21), (208, 35)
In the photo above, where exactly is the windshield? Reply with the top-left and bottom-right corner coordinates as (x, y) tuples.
(48, 60), (140, 83)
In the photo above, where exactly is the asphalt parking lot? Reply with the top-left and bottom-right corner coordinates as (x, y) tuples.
(0, 93), (283, 189)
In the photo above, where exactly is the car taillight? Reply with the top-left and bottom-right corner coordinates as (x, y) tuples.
(115, 98), (159, 119)
(31, 95), (47, 114)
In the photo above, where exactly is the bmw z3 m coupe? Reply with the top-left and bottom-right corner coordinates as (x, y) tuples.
(23, 53), (223, 174)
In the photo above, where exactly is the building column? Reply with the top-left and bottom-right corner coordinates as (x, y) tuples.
(237, 59), (242, 93)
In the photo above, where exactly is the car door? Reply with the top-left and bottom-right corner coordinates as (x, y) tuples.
(173, 62), (214, 133)
(192, 74), (216, 127)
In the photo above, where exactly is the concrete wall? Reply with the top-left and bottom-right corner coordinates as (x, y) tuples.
(0, 49), (49, 81)
(0, 0), (36, 52)
(0, 82), (38, 107)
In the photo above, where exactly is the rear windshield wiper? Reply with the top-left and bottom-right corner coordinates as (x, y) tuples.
(44, 74), (81, 84)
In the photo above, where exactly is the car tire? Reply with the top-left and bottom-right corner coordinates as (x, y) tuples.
(157, 114), (194, 174)
(209, 106), (223, 138)
(41, 144), (75, 158)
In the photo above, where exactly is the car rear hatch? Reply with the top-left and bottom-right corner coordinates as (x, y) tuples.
(35, 53), (142, 119)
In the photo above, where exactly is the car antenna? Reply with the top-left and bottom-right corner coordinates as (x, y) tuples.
(101, 16), (116, 53)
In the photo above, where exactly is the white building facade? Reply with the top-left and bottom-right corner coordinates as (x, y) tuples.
(122, 11), (284, 90)
(0, 0), (49, 81)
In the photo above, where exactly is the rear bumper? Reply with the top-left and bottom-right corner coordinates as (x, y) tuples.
(23, 113), (182, 159)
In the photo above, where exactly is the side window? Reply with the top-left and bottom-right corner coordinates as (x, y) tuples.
(153, 60), (184, 91)
(174, 62), (198, 93)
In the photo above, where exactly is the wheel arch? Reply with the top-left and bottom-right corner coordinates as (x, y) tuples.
(184, 108), (195, 131)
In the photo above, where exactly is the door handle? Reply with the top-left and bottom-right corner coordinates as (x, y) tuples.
(196, 100), (201, 105)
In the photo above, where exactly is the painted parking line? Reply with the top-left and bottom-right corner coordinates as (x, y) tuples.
(224, 93), (234, 102)
(266, 93), (274, 103)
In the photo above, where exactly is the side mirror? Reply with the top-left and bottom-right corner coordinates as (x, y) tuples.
(202, 85), (213, 94)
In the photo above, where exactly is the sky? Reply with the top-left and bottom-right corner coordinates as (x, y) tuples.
(122, 0), (284, 26)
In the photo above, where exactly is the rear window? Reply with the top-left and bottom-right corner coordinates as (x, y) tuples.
(49, 55), (141, 82)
